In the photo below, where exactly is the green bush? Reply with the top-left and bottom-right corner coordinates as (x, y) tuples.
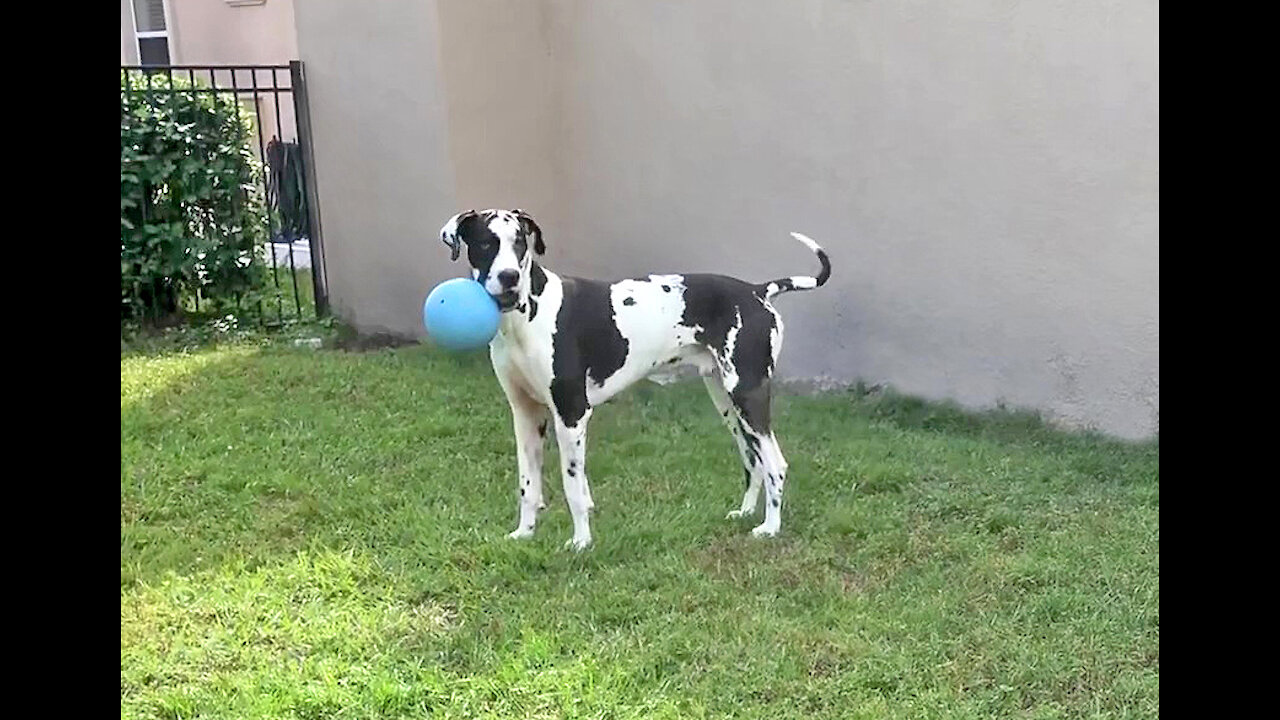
(120, 71), (269, 323)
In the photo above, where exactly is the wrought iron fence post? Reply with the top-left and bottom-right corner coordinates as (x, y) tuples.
(290, 60), (330, 317)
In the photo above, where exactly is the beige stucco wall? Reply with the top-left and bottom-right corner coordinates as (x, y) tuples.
(167, 0), (298, 67)
(292, 0), (458, 333)
(435, 1), (562, 237)
(294, 0), (1159, 439)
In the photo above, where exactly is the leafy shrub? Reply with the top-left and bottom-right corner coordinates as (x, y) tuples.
(120, 71), (269, 323)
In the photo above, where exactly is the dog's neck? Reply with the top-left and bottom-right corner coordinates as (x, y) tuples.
(498, 260), (558, 335)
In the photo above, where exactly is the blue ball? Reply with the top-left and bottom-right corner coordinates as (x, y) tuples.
(423, 278), (501, 351)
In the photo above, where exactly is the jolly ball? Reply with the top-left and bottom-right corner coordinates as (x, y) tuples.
(423, 278), (501, 351)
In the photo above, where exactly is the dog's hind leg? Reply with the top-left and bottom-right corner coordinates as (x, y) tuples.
(747, 428), (788, 537)
(703, 375), (763, 519)
(717, 370), (788, 538)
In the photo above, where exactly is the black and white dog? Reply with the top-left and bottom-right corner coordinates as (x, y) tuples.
(440, 209), (831, 549)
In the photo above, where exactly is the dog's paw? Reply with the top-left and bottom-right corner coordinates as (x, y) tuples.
(750, 523), (779, 538)
(507, 527), (535, 540)
(726, 509), (751, 520)
(563, 536), (592, 551)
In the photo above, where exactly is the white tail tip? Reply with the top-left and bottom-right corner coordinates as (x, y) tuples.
(790, 232), (822, 252)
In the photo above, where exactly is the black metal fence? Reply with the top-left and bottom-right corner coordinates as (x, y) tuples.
(121, 61), (329, 324)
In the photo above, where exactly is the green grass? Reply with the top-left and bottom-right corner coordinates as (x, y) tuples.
(260, 262), (318, 323)
(169, 264), (317, 326)
(121, 338), (1158, 719)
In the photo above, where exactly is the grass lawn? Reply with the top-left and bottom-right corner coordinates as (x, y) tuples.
(121, 337), (1158, 719)
(260, 263), (318, 324)
(173, 265), (317, 327)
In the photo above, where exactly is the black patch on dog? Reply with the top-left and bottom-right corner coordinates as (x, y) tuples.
(528, 297), (539, 321)
(457, 212), (501, 284)
(567, 468), (576, 477)
(733, 383), (773, 436)
(772, 498), (780, 508)
(743, 467), (751, 489)
(550, 377), (587, 430)
(681, 274), (779, 433)
(623, 297), (635, 306)
(680, 274), (749, 350)
(538, 420), (548, 438)
(662, 285), (671, 292)
(530, 262), (547, 297)
(515, 210), (545, 255)
(549, 278), (630, 427)
(737, 420), (762, 466)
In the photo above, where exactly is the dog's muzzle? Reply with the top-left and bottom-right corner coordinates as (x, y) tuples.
(494, 291), (519, 312)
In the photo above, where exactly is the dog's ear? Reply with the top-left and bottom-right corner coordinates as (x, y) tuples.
(514, 209), (545, 255)
(440, 210), (478, 261)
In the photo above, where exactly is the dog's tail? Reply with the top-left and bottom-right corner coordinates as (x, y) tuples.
(758, 232), (831, 299)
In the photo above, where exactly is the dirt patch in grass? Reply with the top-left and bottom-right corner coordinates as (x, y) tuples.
(329, 330), (419, 352)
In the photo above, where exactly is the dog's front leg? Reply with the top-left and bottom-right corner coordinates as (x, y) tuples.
(553, 407), (594, 550)
(507, 400), (549, 539)
(496, 370), (549, 540)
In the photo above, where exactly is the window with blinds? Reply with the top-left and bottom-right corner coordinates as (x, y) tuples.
(131, 0), (171, 65)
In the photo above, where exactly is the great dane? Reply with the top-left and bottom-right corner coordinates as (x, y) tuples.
(439, 209), (831, 549)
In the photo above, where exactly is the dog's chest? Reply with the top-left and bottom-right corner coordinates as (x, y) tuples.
(491, 338), (552, 404)
(490, 276), (563, 404)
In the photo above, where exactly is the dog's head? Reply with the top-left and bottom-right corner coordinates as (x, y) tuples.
(439, 209), (545, 312)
